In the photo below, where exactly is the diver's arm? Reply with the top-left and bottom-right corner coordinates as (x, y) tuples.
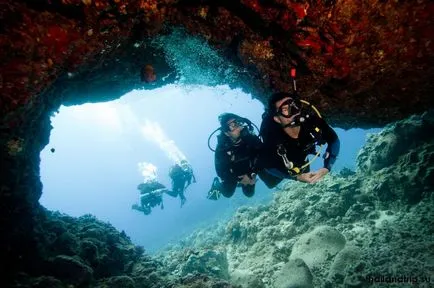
(132, 204), (141, 211)
(241, 132), (262, 149)
(243, 133), (264, 174)
(215, 150), (232, 180)
(319, 119), (340, 171)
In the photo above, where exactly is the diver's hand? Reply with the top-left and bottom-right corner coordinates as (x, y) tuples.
(238, 174), (256, 186)
(296, 172), (315, 183)
(308, 168), (329, 183)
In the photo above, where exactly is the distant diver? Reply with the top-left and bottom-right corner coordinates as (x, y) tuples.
(132, 180), (168, 215)
(258, 68), (340, 186)
(207, 113), (262, 200)
(167, 160), (196, 207)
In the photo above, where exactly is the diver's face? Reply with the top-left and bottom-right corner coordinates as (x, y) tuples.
(273, 97), (300, 127)
(181, 162), (188, 171)
(224, 118), (243, 141)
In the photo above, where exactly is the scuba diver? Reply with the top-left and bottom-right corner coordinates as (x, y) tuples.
(167, 160), (196, 207)
(207, 113), (262, 200)
(131, 180), (168, 215)
(258, 69), (340, 186)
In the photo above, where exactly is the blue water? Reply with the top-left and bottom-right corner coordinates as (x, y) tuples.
(39, 84), (379, 253)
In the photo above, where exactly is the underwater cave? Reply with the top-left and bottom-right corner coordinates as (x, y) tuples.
(38, 83), (377, 255)
(1, 1), (434, 287)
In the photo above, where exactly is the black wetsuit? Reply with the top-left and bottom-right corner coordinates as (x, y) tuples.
(259, 113), (340, 188)
(137, 181), (165, 209)
(215, 129), (262, 197)
(169, 164), (195, 201)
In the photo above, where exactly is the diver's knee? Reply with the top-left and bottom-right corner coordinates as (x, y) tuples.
(244, 191), (255, 197)
(221, 189), (235, 198)
(242, 186), (255, 197)
(258, 171), (282, 188)
(220, 180), (237, 198)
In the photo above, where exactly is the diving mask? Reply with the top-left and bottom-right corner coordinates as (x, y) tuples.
(224, 119), (244, 132)
(276, 98), (301, 118)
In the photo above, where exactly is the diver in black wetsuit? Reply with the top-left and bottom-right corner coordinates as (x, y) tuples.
(258, 92), (340, 187)
(132, 180), (168, 215)
(168, 160), (196, 207)
(212, 113), (262, 198)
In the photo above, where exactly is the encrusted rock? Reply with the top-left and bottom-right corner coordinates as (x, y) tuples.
(96, 275), (135, 288)
(289, 226), (346, 270)
(273, 258), (313, 288)
(180, 248), (230, 280)
(328, 245), (361, 283)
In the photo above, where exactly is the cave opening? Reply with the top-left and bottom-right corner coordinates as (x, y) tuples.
(40, 84), (272, 253)
(39, 83), (380, 253)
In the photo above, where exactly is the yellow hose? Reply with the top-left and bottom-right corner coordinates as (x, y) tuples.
(292, 99), (323, 173)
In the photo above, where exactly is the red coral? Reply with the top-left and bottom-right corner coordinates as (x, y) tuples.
(296, 38), (322, 54)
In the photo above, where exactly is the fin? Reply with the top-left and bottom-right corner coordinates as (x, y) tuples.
(207, 177), (222, 200)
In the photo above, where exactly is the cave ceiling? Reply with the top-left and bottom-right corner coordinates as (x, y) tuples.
(1, 0), (434, 129)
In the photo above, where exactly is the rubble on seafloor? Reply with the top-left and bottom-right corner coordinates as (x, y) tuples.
(157, 111), (434, 288)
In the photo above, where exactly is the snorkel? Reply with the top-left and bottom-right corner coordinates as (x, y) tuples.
(277, 68), (304, 127)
